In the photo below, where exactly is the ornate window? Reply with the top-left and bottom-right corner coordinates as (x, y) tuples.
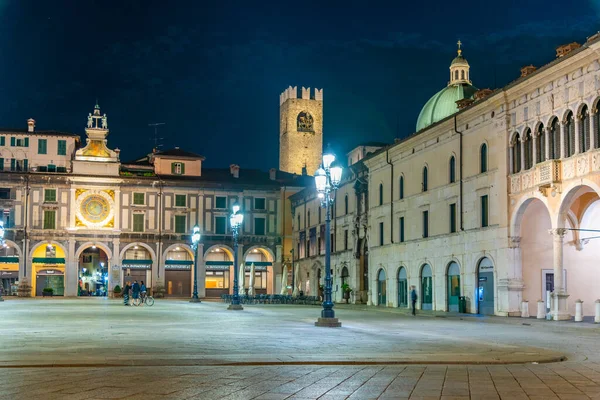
(581, 105), (590, 152)
(422, 167), (428, 192)
(480, 143), (488, 173)
(523, 129), (533, 170)
(537, 124), (545, 163)
(297, 111), (314, 132)
(550, 117), (560, 159)
(565, 111), (575, 157)
(449, 156), (456, 183)
(511, 133), (521, 173)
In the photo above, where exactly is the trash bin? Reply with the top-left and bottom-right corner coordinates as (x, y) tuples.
(459, 296), (466, 313)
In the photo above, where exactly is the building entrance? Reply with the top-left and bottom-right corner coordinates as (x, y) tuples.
(377, 269), (386, 306)
(447, 262), (460, 312)
(78, 247), (108, 296)
(477, 258), (495, 315)
(36, 269), (64, 296)
(421, 264), (433, 310)
(397, 267), (407, 308)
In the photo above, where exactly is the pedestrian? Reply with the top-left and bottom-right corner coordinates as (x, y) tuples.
(123, 281), (131, 306)
(410, 285), (418, 316)
(140, 281), (147, 301)
(132, 280), (140, 301)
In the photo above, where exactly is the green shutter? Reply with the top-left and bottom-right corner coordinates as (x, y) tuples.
(133, 214), (144, 232)
(175, 215), (186, 233)
(23, 159), (28, 171)
(181, 163), (185, 175)
(0, 137), (4, 146)
(175, 194), (186, 207)
(44, 210), (56, 229)
(44, 189), (56, 202)
(171, 162), (176, 174)
(57, 140), (66, 156)
(10, 137), (15, 146)
(10, 159), (15, 171)
(0, 158), (3, 171)
(133, 193), (144, 205)
(38, 139), (47, 154)
(24, 137), (29, 147)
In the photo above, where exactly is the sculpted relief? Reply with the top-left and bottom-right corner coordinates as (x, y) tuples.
(297, 111), (314, 132)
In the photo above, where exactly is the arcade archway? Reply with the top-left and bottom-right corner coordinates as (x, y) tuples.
(78, 245), (109, 296)
(204, 246), (233, 298)
(164, 245), (193, 297)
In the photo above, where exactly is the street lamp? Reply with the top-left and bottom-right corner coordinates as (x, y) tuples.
(314, 150), (343, 327)
(190, 225), (202, 303)
(228, 203), (244, 310)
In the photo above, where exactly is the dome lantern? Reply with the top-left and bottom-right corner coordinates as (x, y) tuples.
(449, 40), (471, 85)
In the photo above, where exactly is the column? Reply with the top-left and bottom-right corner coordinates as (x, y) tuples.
(197, 243), (206, 298)
(591, 109), (598, 150)
(532, 132), (538, 165)
(549, 228), (570, 320)
(274, 244), (283, 294)
(520, 138), (526, 172)
(560, 121), (566, 159)
(575, 115), (581, 154)
(508, 144), (514, 174)
(65, 239), (77, 297)
(155, 241), (164, 286)
(545, 127), (552, 160)
(505, 236), (525, 316)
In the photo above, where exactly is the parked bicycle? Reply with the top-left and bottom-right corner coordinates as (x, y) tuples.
(132, 292), (154, 306)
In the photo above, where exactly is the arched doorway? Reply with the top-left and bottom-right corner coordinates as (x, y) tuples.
(121, 245), (153, 292)
(204, 246), (233, 298)
(377, 268), (386, 306)
(446, 262), (460, 312)
(244, 247), (274, 295)
(397, 267), (407, 308)
(32, 243), (66, 296)
(421, 264), (433, 310)
(78, 246), (109, 296)
(477, 257), (494, 315)
(0, 242), (20, 296)
(164, 245), (193, 297)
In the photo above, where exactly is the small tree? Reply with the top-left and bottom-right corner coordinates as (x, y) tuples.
(17, 278), (32, 297)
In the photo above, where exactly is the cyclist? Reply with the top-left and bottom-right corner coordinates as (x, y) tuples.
(132, 280), (140, 302)
(140, 281), (147, 302)
(123, 282), (131, 306)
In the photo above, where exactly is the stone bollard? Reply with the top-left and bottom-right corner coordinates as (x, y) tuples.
(521, 300), (529, 318)
(537, 300), (545, 319)
(575, 299), (584, 322)
(595, 300), (600, 324)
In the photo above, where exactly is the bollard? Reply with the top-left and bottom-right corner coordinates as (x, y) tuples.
(595, 300), (600, 324)
(537, 300), (545, 319)
(575, 299), (584, 322)
(521, 300), (529, 318)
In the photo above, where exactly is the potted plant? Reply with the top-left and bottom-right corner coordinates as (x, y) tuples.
(341, 283), (352, 304)
(153, 284), (166, 298)
(17, 278), (32, 297)
(42, 287), (54, 297)
(113, 285), (122, 298)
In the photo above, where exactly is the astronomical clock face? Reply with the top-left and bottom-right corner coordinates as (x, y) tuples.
(75, 189), (115, 228)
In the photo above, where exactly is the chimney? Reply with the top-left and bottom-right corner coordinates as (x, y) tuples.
(474, 88), (493, 101)
(230, 164), (240, 178)
(556, 42), (581, 58)
(520, 65), (537, 77)
(269, 168), (277, 180)
(27, 118), (35, 132)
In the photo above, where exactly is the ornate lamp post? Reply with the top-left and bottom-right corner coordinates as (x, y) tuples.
(0, 221), (4, 302)
(314, 151), (343, 327)
(228, 204), (244, 310)
(190, 225), (201, 303)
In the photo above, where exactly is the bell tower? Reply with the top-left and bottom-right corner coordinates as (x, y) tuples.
(279, 86), (323, 176)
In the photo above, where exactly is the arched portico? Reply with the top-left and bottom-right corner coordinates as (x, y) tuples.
(120, 243), (156, 292)
(244, 246), (274, 295)
(204, 245), (234, 297)
(163, 243), (194, 297)
(0, 240), (22, 296)
(30, 241), (69, 297)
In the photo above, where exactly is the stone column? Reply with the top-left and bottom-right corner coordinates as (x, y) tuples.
(549, 228), (570, 320)
(520, 138), (526, 172)
(65, 239), (77, 297)
(197, 243), (206, 298)
(560, 121), (566, 159)
(575, 115), (582, 154)
(111, 239), (120, 293)
(508, 144), (514, 174)
(591, 109), (598, 150)
(274, 244), (283, 294)
(532, 132), (538, 165)
(545, 127), (552, 160)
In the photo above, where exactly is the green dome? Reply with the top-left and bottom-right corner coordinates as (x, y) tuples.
(416, 83), (478, 131)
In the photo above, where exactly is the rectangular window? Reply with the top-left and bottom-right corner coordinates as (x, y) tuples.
(132, 214), (144, 232)
(171, 162), (185, 175)
(450, 203), (457, 233)
(175, 194), (187, 207)
(481, 195), (489, 228)
(423, 210), (429, 238)
(254, 197), (266, 210)
(133, 193), (145, 205)
(16, 138), (22, 147)
(379, 222), (384, 246)
(44, 189), (57, 203)
(174, 215), (186, 234)
(215, 216), (226, 234)
(43, 210), (56, 230)
(24, 137), (28, 147)
(0, 158), (3, 171)
(254, 217), (266, 235)
(0, 136), (5, 146)
(344, 229), (349, 250)
(57, 140), (66, 155)
(38, 139), (47, 154)
(215, 196), (227, 209)
(399, 217), (405, 243)
(10, 137), (15, 146)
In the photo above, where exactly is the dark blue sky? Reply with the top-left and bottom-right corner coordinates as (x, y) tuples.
(0, 1), (598, 169)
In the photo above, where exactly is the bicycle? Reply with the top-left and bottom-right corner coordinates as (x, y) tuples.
(132, 292), (155, 306)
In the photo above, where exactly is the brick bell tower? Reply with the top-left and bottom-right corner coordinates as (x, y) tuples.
(279, 86), (323, 176)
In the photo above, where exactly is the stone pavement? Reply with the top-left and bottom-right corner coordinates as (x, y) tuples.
(0, 298), (599, 399)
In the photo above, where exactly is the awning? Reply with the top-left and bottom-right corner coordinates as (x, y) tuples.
(0, 256), (19, 264)
(165, 260), (193, 265)
(122, 259), (153, 270)
(32, 257), (65, 264)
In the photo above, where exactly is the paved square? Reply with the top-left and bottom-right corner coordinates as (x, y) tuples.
(0, 298), (598, 399)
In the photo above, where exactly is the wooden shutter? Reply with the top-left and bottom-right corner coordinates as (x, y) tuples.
(171, 162), (176, 174)
(0, 137), (4, 146)
(0, 158), (3, 171)
(181, 163), (185, 174)
(10, 137), (15, 146)
(24, 159), (28, 171)
(24, 137), (29, 147)
(10, 159), (15, 171)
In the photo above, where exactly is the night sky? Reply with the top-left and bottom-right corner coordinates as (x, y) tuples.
(1, 1), (599, 170)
